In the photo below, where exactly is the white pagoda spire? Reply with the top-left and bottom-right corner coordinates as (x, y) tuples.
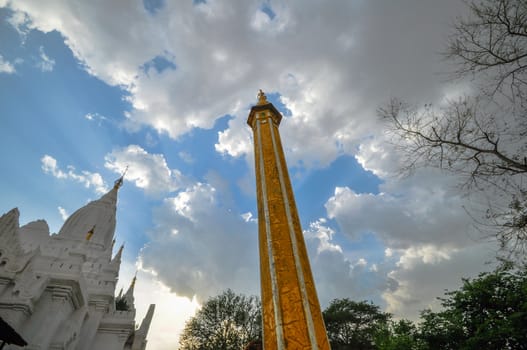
(57, 175), (125, 250)
(130, 304), (155, 350)
(123, 272), (137, 311)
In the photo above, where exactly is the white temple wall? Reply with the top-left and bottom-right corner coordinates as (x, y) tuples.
(20, 289), (74, 350)
(77, 305), (105, 350)
(91, 331), (129, 350)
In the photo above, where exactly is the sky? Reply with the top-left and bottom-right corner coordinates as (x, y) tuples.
(0, 0), (502, 348)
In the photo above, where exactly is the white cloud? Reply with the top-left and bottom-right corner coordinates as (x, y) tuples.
(3, 0), (469, 168)
(324, 132), (500, 320)
(137, 181), (393, 308)
(240, 211), (256, 223)
(57, 206), (68, 221)
(304, 218), (342, 254)
(41, 154), (108, 194)
(84, 112), (107, 124)
(104, 145), (186, 197)
(118, 259), (200, 349)
(37, 46), (55, 72)
(303, 218), (397, 306)
(138, 182), (260, 300)
(6, 9), (30, 37)
(177, 151), (194, 164)
(382, 243), (496, 320)
(0, 54), (16, 74)
(5, 1), (161, 86)
(325, 180), (478, 249)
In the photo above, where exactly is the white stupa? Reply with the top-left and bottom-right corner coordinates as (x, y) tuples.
(0, 176), (155, 349)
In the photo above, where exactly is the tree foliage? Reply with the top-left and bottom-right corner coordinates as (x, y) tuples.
(418, 263), (527, 349)
(115, 296), (130, 311)
(380, 0), (527, 256)
(323, 299), (390, 350)
(323, 264), (527, 350)
(178, 289), (261, 350)
(375, 319), (420, 350)
(178, 272), (526, 349)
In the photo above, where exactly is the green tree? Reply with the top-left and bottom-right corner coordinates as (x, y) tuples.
(115, 296), (129, 311)
(323, 298), (390, 350)
(418, 263), (527, 349)
(380, 0), (527, 256)
(376, 319), (421, 350)
(178, 289), (261, 350)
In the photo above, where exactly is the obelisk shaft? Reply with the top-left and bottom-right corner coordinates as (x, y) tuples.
(248, 92), (330, 350)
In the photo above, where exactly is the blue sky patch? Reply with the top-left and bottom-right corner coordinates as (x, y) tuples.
(142, 55), (177, 74)
(143, 0), (165, 14)
(260, 2), (276, 20)
(295, 154), (382, 224)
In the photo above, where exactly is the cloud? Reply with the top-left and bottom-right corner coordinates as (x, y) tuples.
(177, 151), (194, 164)
(139, 185), (395, 308)
(6, 9), (31, 38)
(57, 206), (68, 221)
(4, 1), (162, 86)
(304, 218), (342, 255)
(3, 0), (469, 168)
(323, 131), (500, 319)
(41, 154), (108, 194)
(84, 112), (107, 125)
(0, 54), (16, 74)
(325, 176), (480, 249)
(104, 145), (186, 197)
(321, 163), (498, 319)
(138, 182), (260, 301)
(118, 259), (200, 349)
(37, 46), (55, 72)
(382, 243), (496, 320)
(304, 218), (397, 306)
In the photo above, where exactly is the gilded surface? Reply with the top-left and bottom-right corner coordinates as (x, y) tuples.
(250, 107), (330, 350)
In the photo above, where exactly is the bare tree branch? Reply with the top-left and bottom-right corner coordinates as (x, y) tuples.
(445, 0), (527, 100)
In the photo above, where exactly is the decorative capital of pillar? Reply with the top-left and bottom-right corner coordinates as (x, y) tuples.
(247, 102), (283, 130)
(247, 89), (283, 129)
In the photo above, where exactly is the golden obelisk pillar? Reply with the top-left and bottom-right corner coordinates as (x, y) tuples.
(248, 90), (330, 350)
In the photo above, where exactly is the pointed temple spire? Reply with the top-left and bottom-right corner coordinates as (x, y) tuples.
(0, 208), (21, 248)
(130, 271), (137, 290)
(0, 208), (25, 258)
(129, 304), (155, 350)
(115, 243), (124, 261)
(138, 304), (155, 335)
(247, 90), (330, 349)
(122, 271), (137, 312)
(127, 272), (137, 294)
(110, 243), (124, 269)
(113, 166), (128, 190)
(57, 176), (122, 249)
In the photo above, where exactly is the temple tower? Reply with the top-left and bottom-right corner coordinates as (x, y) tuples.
(247, 91), (330, 349)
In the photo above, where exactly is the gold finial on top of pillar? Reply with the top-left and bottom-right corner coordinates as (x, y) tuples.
(257, 89), (268, 105)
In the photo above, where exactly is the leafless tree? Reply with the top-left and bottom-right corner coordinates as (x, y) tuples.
(381, 0), (527, 257)
(446, 0), (527, 103)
